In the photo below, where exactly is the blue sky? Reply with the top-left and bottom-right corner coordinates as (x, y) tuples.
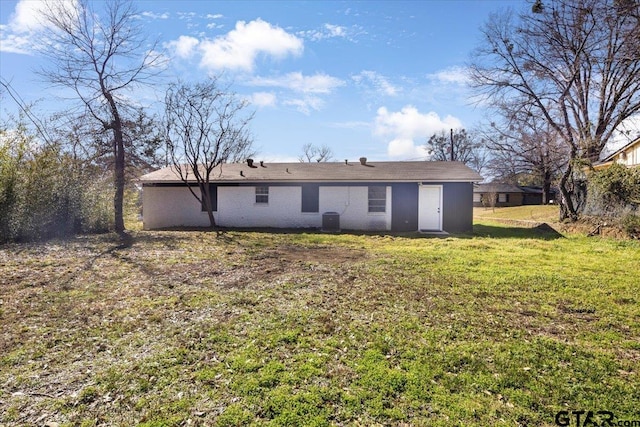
(1, 0), (524, 162)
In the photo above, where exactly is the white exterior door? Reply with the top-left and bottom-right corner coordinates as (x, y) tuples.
(418, 185), (442, 231)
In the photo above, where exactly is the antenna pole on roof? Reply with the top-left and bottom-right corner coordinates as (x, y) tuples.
(450, 128), (454, 162)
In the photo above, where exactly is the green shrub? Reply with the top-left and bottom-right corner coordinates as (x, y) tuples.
(589, 163), (640, 209)
(0, 127), (112, 242)
(621, 214), (640, 239)
(586, 163), (640, 216)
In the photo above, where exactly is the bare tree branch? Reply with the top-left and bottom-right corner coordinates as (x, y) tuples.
(164, 78), (256, 231)
(469, 0), (640, 220)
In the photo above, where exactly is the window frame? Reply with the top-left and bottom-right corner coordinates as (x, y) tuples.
(255, 186), (269, 204)
(368, 185), (386, 213)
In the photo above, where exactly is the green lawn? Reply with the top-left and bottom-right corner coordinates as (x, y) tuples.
(473, 205), (560, 223)
(1, 224), (638, 426)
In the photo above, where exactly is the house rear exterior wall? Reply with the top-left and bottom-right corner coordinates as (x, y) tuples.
(318, 185), (391, 231)
(143, 185), (210, 229)
(439, 182), (474, 233)
(142, 184), (392, 230)
(391, 183), (419, 231)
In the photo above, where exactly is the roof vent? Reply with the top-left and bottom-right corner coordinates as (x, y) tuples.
(260, 160), (264, 167)
(247, 158), (254, 167)
(345, 159), (348, 165)
(240, 170), (244, 177)
(359, 157), (367, 165)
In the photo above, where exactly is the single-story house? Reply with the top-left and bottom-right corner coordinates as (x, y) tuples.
(592, 136), (640, 170)
(473, 183), (524, 207)
(140, 158), (483, 233)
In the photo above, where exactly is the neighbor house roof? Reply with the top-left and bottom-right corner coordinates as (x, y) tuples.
(473, 183), (523, 193)
(140, 160), (483, 184)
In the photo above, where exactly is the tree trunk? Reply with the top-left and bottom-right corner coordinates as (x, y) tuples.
(104, 89), (126, 234)
(558, 164), (578, 221)
(113, 125), (126, 234)
(202, 183), (217, 230)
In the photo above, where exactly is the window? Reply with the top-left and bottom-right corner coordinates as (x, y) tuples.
(255, 186), (269, 204)
(368, 186), (386, 213)
(301, 184), (319, 213)
(473, 193), (481, 203)
(200, 184), (217, 212)
(498, 193), (509, 203)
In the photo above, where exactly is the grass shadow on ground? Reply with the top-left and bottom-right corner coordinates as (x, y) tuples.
(472, 223), (565, 240)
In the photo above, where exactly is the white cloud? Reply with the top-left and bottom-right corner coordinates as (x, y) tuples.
(249, 92), (277, 108)
(1, 0), (80, 54)
(139, 11), (169, 20)
(283, 96), (325, 115)
(165, 35), (200, 58)
(8, 0), (78, 33)
(0, 32), (32, 54)
(249, 72), (344, 94)
(206, 14), (223, 19)
(9, 0), (47, 32)
(303, 23), (347, 41)
(324, 24), (346, 38)
(352, 70), (398, 96)
(428, 66), (470, 85)
(374, 106), (463, 158)
(199, 19), (303, 72)
(299, 23), (364, 42)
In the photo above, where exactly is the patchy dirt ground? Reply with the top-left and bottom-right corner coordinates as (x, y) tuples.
(0, 231), (373, 425)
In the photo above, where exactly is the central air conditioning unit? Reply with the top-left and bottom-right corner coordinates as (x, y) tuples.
(322, 212), (340, 232)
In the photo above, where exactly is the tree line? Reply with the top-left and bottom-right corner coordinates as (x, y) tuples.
(1, 0), (639, 242)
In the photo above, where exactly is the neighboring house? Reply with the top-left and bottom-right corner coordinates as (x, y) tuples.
(519, 186), (557, 205)
(593, 136), (640, 170)
(140, 159), (482, 233)
(473, 183), (523, 207)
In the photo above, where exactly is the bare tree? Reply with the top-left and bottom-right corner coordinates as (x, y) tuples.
(299, 143), (334, 162)
(425, 128), (488, 175)
(164, 79), (255, 230)
(484, 185), (499, 212)
(480, 105), (568, 204)
(36, 0), (163, 233)
(469, 0), (640, 220)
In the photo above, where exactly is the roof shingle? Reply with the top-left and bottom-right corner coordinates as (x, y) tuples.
(140, 161), (483, 183)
